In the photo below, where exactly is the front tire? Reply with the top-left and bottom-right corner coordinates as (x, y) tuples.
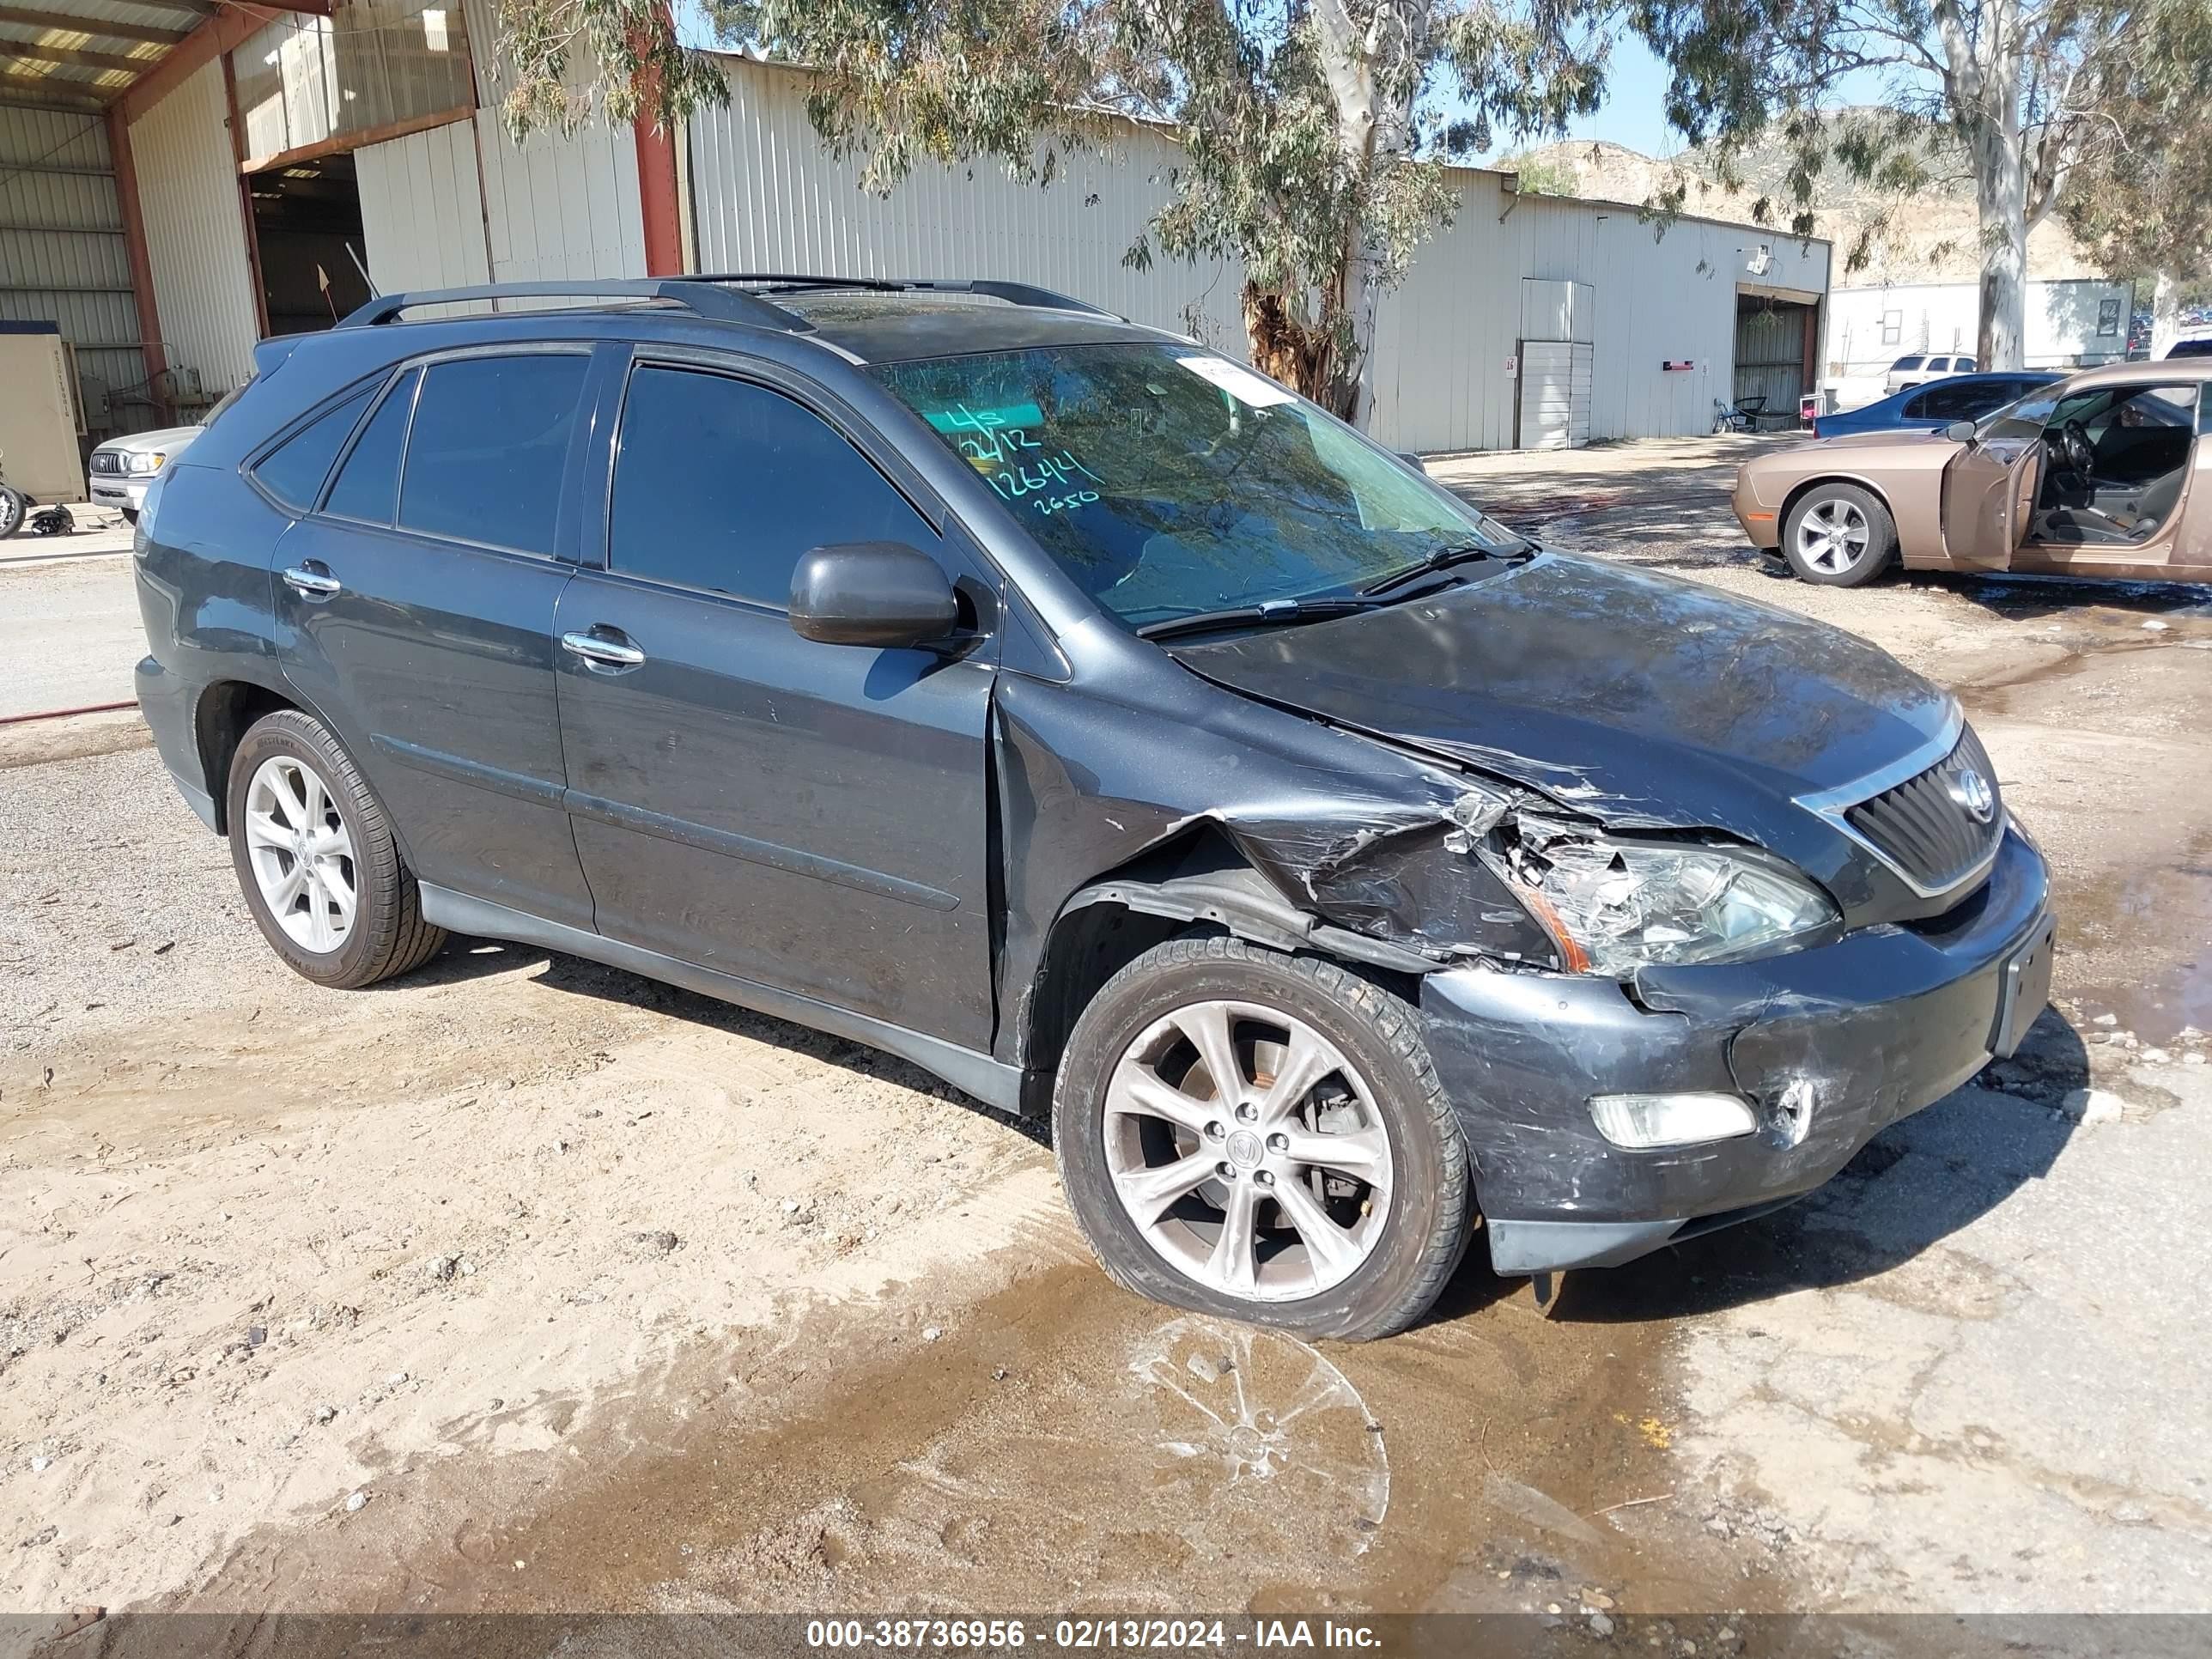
(226, 710), (447, 988)
(1052, 937), (1473, 1341)
(1781, 482), (1897, 586)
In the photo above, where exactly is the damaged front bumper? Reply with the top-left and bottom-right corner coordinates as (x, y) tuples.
(1421, 828), (2053, 1274)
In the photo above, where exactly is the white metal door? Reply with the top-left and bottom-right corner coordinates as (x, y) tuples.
(1516, 339), (1593, 450)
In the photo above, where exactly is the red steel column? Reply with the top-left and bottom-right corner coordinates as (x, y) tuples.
(105, 103), (169, 416)
(629, 4), (685, 276)
(633, 110), (684, 276)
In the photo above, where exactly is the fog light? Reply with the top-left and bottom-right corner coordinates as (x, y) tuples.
(1589, 1091), (1758, 1150)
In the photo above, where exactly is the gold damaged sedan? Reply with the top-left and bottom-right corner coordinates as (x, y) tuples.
(1733, 359), (2212, 586)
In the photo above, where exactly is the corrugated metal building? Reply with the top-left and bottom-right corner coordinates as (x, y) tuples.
(0, 99), (152, 435)
(4, 7), (1828, 465)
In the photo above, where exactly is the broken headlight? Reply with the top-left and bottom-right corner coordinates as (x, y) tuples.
(1510, 836), (1838, 977)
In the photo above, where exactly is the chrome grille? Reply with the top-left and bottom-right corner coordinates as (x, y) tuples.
(90, 452), (121, 475)
(1843, 726), (2002, 895)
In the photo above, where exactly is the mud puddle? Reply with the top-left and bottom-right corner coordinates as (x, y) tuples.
(2058, 828), (2212, 1045)
(173, 1238), (1797, 1621)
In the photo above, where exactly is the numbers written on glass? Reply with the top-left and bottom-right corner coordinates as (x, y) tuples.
(1032, 491), (1100, 516)
(927, 401), (1106, 510)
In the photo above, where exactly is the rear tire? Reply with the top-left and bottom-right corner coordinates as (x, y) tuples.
(1781, 482), (1897, 586)
(1052, 937), (1473, 1341)
(0, 484), (26, 539)
(226, 709), (447, 989)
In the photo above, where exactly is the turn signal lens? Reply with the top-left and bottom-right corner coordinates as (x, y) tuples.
(1589, 1091), (1758, 1151)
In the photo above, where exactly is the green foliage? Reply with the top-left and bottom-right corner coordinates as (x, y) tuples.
(492, 0), (729, 141)
(700, 1), (1610, 416)
(2058, 0), (2212, 294)
(1629, 0), (2160, 360)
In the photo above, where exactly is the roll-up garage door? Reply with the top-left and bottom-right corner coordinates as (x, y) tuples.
(1516, 339), (1594, 450)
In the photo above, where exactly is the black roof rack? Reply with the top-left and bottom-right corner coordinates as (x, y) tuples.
(693, 274), (1114, 316)
(337, 274), (1117, 332)
(337, 278), (805, 331)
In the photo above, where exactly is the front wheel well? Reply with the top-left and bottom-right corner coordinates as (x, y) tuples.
(194, 681), (301, 832)
(1017, 829), (1425, 1109)
(1778, 473), (1896, 534)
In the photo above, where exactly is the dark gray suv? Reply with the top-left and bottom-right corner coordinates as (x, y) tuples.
(132, 276), (2055, 1337)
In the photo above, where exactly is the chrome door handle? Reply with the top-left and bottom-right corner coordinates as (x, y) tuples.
(282, 565), (341, 598)
(561, 630), (646, 667)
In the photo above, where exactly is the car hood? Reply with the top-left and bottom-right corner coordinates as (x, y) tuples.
(98, 425), (200, 457)
(1166, 551), (1954, 846)
(1798, 428), (1953, 454)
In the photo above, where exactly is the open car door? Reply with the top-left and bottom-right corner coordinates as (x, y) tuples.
(1940, 429), (2041, 570)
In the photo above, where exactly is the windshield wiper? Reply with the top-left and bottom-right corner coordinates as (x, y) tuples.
(1135, 597), (1383, 642)
(1358, 542), (1510, 598)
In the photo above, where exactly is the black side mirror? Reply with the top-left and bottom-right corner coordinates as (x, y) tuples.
(1399, 451), (1426, 471)
(789, 542), (959, 648)
(1943, 420), (1978, 444)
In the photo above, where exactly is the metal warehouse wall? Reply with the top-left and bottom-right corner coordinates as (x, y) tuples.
(1370, 178), (1831, 452)
(130, 58), (260, 402)
(458, 0), (646, 283)
(686, 58), (1248, 350)
(356, 108), (646, 298)
(354, 118), (491, 297)
(0, 102), (149, 437)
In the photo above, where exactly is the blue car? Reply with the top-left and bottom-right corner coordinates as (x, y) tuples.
(1814, 371), (2063, 439)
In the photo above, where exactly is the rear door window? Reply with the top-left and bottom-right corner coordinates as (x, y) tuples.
(608, 364), (932, 607)
(254, 386), (372, 512)
(1922, 381), (2000, 420)
(323, 368), (419, 525)
(398, 354), (589, 556)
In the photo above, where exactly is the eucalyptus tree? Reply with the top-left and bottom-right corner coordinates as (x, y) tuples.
(1630, 0), (2154, 368)
(2058, 0), (2212, 356)
(493, 0), (1608, 426)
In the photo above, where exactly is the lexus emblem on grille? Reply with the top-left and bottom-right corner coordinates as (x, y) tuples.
(1948, 767), (1996, 823)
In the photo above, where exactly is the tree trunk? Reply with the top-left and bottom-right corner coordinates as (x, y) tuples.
(2150, 268), (2182, 359)
(1937, 0), (2030, 371)
(1242, 285), (1350, 414)
(1972, 100), (2029, 370)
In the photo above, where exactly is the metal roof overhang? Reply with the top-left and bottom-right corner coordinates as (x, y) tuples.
(1, 0), (330, 118)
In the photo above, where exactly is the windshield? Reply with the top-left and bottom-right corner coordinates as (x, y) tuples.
(870, 342), (1525, 630)
(1978, 386), (2067, 440)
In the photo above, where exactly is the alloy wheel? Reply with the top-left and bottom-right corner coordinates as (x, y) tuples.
(1103, 1000), (1395, 1303)
(1795, 497), (1871, 574)
(242, 754), (357, 954)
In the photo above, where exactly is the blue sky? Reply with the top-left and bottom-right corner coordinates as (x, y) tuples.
(1534, 35), (1686, 159)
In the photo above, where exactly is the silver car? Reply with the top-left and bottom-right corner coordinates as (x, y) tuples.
(88, 423), (201, 523)
(1883, 352), (1978, 396)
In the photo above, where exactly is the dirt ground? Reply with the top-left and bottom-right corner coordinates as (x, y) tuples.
(3, 437), (2209, 1641)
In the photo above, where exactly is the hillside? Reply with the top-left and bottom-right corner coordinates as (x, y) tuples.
(1509, 131), (2101, 288)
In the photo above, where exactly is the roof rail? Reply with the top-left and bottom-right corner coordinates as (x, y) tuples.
(690, 274), (1115, 317)
(337, 279), (804, 331)
(335, 274), (1119, 331)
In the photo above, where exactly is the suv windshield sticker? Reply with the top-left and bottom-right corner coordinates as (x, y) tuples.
(1175, 355), (1297, 409)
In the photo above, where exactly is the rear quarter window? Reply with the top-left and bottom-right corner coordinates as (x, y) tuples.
(1893, 356), (1925, 371)
(252, 387), (373, 512)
